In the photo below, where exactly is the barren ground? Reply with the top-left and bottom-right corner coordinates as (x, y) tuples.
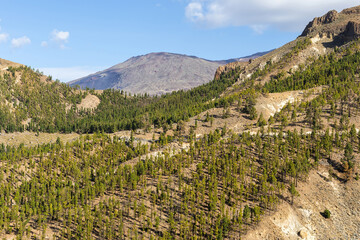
(243, 163), (360, 240)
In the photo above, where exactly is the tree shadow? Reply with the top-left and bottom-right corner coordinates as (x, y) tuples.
(327, 158), (343, 173)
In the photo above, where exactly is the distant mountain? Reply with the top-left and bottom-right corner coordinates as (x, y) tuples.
(68, 51), (269, 95)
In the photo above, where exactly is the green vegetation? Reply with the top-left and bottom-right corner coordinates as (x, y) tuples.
(322, 209), (331, 219)
(0, 122), (328, 238)
(0, 99), (358, 238)
(0, 66), (85, 133)
(0, 66), (236, 134)
(0, 33), (360, 239)
(263, 41), (360, 93)
(77, 75), (236, 133)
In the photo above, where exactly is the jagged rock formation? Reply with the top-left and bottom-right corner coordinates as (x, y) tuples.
(214, 61), (248, 80)
(301, 5), (360, 40)
(69, 52), (268, 95)
(301, 10), (339, 36)
(344, 21), (360, 39)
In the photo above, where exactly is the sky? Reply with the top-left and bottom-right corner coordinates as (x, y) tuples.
(0, 0), (358, 82)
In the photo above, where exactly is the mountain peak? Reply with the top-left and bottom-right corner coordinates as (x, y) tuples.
(69, 51), (268, 95)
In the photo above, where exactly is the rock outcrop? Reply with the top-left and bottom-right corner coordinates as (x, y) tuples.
(344, 21), (360, 39)
(301, 10), (339, 36)
(214, 62), (246, 80)
(301, 6), (360, 40)
(341, 5), (360, 15)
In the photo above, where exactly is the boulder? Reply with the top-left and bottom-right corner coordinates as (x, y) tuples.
(298, 229), (308, 239)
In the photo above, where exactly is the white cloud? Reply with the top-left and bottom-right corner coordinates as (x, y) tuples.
(186, 2), (204, 21)
(38, 66), (104, 83)
(251, 25), (268, 34)
(0, 19), (9, 44)
(0, 33), (9, 43)
(51, 29), (70, 49)
(11, 36), (31, 48)
(185, 0), (359, 32)
(52, 29), (69, 42)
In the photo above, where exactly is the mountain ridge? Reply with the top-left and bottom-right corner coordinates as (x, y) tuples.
(69, 51), (269, 95)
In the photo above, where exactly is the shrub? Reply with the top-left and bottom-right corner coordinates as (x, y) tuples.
(322, 209), (331, 219)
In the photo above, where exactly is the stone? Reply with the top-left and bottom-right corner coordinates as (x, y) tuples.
(301, 10), (338, 36)
(298, 229), (308, 239)
(344, 21), (360, 38)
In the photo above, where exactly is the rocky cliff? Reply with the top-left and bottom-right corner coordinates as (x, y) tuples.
(301, 5), (360, 39)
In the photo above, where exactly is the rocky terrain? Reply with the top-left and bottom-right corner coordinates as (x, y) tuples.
(69, 51), (268, 95)
(243, 166), (360, 240)
(0, 58), (22, 71)
(301, 6), (360, 40)
(215, 6), (360, 87)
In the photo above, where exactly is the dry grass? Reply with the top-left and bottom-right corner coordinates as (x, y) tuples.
(0, 131), (79, 147)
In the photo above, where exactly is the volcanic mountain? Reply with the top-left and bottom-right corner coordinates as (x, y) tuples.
(68, 51), (268, 95)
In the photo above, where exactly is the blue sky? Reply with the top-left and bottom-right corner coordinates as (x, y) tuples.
(0, 0), (357, 82)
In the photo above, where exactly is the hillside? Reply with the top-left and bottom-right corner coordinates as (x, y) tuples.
(69, 52), (268, 95)
(0, 5), (360, 240)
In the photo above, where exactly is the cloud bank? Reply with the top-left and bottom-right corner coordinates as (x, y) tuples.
(11, 36), (31, 48)
(185, 0), (359, 32)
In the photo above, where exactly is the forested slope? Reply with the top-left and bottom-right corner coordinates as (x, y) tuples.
(0, 65), (236, 134)
(0, 34), (360, 240)
(1, 5), (360, 239)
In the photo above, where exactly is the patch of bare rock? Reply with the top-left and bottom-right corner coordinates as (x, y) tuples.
(243, 166), (360, 240)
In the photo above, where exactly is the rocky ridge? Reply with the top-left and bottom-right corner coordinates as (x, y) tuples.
(301, 6), (360, 39)
(215, 5), (360, 85)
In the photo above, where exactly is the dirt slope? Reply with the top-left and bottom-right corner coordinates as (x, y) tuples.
(243, 165), (360, 240)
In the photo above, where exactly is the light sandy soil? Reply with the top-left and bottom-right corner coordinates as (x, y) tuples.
(77, 94), (100, 110)
(255, 87), (323, 119)
(0, 131), (79, 147)
(0, 58), (22, 70)
(243, 163), (360, 240)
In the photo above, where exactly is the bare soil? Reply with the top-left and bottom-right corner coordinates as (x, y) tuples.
(77, 94), (100, 110)
(243, 163), (360, 240)
(0, 131), (79, 147)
